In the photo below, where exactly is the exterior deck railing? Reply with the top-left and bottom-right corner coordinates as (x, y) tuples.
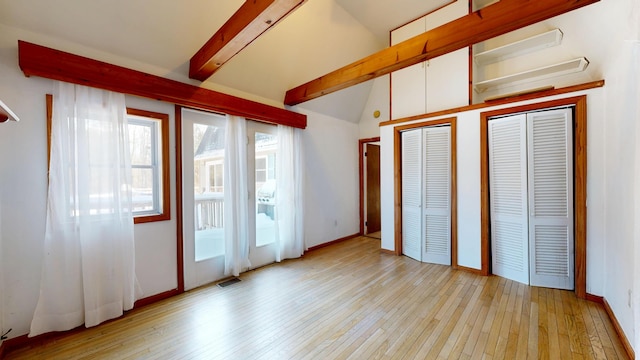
(195, 192), (223, 230)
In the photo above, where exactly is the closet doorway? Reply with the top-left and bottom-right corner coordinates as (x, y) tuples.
(393, 117), (458, 266)
(488, 107), (574, 290)
(359, 137), (381, 238)
(480, 96), (588, 298)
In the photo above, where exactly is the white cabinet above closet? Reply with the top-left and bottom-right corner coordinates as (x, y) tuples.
(390, 0), (469, 120)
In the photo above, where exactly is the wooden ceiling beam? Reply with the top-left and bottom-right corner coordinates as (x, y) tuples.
(284, 0), (599, 106)
(190, 0), (305, 81)
(18, 41), (306, 129)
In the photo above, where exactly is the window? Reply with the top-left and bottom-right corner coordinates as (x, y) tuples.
(205, 160), (224, 193)
(126, 108), (170, 223)
(45, 95), (170, 224)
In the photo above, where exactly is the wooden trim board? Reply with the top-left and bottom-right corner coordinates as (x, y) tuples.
(603, 299), (636, 360)
(189, 0), (305, 81)
(305, 233), (361, 253)
(175, 106), (185, 293)
(380, 80), (604, 127)
(18, 41), (306, 129)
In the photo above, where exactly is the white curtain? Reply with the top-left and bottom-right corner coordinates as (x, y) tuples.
(274, 125), (305, 261)
(223, 115), (251, 276)
(30, 82), (138, 337)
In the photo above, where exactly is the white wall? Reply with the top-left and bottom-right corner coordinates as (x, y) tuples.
(602, 39), (639, 352)
(1, 25), (53, 340)
(358, 75), (390, 139)
(295, 108), (360, 248)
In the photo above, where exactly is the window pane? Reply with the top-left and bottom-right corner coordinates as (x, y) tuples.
(255, 132), (276, 247)
(128, 122), (152, 165)
(131, 167), (155, 212)
(194, 123), (225, 261)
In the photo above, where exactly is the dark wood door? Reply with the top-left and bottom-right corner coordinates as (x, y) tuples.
(366, 144), (381, 233)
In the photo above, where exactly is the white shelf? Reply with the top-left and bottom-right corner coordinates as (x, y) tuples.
(474, 29), (563, 65)
(0, 100), (19, 122)
(474, 57), (589, 93)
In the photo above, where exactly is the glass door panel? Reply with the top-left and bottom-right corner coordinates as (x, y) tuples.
(193, 123), (225, 261)
(182, 108), (226, 290)
(248, 122), (277, 267)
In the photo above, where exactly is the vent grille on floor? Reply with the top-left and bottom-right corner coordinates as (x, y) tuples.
(217, 278), (241, 288)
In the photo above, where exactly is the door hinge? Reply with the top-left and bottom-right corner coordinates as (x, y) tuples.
(365, 152), (367, 156)
(365, 221), (368, 226)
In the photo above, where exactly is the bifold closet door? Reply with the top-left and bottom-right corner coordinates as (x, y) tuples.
(527, 109), (574, 290)
(488, 115), (530, 285)
(421, 127), (451, 265)
(401, 129), (422, 261)
(401, 126), (451, 265)
(489, 108), (574, 290)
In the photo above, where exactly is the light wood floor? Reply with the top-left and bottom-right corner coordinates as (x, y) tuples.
(6, 236), (628, 359)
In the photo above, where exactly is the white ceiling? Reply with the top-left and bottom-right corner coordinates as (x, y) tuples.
(0, 0), (451, 122)
(334, 0), (452, 42)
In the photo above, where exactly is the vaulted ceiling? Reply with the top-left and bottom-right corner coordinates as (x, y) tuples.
(0, 0), (450, 122)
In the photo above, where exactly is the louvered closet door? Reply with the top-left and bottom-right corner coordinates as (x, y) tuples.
(401, 129), (423, 261)
(489, 115), (530, 285)
(527, 109), (574, 290)
(421, 126), (451, 265)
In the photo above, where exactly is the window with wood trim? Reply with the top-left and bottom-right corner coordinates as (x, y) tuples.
(127, 108), (170, 223)
(46, 95), (170, 224)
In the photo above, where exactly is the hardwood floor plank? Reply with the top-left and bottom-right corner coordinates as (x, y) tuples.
(538, 287), (550, 360)
(4, 237), (629, 360)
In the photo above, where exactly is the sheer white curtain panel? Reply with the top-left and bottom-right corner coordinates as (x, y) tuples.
(30, 82), (138, 337)
(275, 125), (305, 262)
(223, 115), (251, 276)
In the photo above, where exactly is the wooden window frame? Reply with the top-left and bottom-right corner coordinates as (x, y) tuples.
(46, 95), (171, 224)
(393, 117), (458, 269)
(127, 108), (171, 224)
(479, 95), (587, 299)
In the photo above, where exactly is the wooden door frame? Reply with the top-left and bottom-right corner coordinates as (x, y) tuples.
(359, 137), (381, 235)
(393, 117), (458, 268)
(175, 106), (185, 293)
(480, 96), (587, 299)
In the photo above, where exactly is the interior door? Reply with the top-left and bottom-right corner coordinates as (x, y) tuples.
(181, 108), (226, 291)
(489, 115), (530, 285)
(527, 108), (574, 290)
(366, 144), (381, 234)
(247, 121), (277, 268)
(401, 129), (423, 261)
(421, 126), (451, 265)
